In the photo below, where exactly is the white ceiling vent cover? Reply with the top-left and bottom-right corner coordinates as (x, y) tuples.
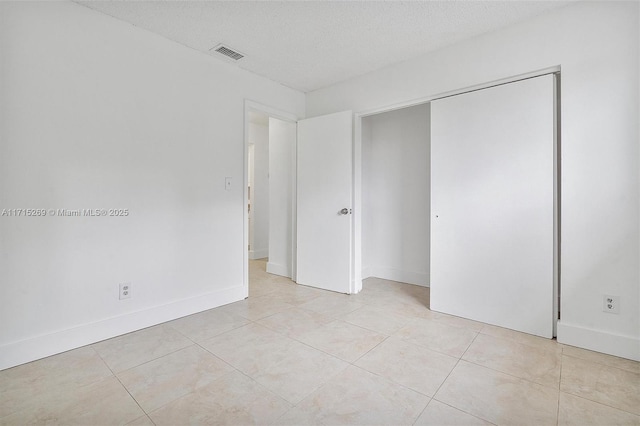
(210, 44), (245, 61)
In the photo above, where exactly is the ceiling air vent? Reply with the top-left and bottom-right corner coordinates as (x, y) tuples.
(210, 44), (245, 61)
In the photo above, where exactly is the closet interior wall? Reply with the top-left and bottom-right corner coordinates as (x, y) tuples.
(361, 103), (431, 287)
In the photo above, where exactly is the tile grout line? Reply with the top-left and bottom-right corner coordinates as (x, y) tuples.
(193, 299), (424, 420)
(556, 345), (564, 426)
(558, 351), (640, 416)
(461, 355), (562, 394)
(92, 347), (150, 423)
(476, 328), (562, 354)
(350, 334), (391, 364)
(457, 330), (567, 393)
(139, 317), (248, 418)
(113, 374), (154, 424)
(249, 263), (354, 419)
(560, 352), (640, 375)
(190, 321), (347, 419)
(108, 341), (196, 375)
(422, 331), (501, 425)
(428, 334), (469, 396)
(557, 388), (640, 417)
(197, 335), (331, 423)
(391, 332), (476, 361)
(106, 323), (243, 421)
(247, 367), (303, 425)
(428, 399), (500, 426)
(410, 398), (432, 426)
(140, 368), (240, 420)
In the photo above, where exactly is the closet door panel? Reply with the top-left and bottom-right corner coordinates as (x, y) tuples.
(431, 75), (554, 338)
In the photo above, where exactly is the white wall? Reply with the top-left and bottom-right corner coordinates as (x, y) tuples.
(248, 122), (269, 259)
(0, 1), (304, 370)
(308, 1), (639, 360)
(362, 104), (430, 286)
(267, 118), (296, 278)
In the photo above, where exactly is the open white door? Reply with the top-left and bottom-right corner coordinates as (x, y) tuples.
(431, 75), (555, 338)
(297, 110), (353, 293)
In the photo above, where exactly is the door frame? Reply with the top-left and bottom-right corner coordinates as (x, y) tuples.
(243, 100), (299, 298)
(353, 66), (561, 335)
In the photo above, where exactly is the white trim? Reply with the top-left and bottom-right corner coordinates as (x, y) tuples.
(553, 73), (561, 337)
(362, 266), (429, 287)
(352, 113), (363, 294)
(243, 104), (250, 299)
(266, 261), (290, 278)
(291, 122), (298, 283)
(243, 100), (299, 295)
(557, 321), (640, 361)
(245, 100), (299, 123)
(356, 66), (561, 118)
(0, 285), (245, 370)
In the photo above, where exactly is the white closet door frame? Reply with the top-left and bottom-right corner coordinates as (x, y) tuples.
(353, 68), (559, 333)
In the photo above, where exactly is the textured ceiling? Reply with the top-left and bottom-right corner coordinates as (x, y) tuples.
(77, 1), (573, 93)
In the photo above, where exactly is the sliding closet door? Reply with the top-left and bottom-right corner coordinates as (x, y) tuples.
(430, 75), (555, 338)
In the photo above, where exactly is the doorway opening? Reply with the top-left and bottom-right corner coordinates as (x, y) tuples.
(359, 103), (432, 309)
(243, 101), (298, 298)
(247, 111), (269, 262)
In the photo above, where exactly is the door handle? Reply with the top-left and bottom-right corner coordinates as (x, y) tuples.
(339, 208), (351, 215)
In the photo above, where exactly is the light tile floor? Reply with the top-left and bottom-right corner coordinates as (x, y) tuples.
(1, 259), (639, 425)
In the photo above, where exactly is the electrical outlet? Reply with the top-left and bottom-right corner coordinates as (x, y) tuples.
(119, 283), (132, 300)
(602, 295), (619, 314)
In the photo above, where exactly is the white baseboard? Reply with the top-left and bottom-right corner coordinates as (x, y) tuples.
(557, 321), (640, 361)
(0, 285), (245, 371)
(266, 261), (290, 278)
(249, 249), (268, 260)
(362, 266), (429, 287)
